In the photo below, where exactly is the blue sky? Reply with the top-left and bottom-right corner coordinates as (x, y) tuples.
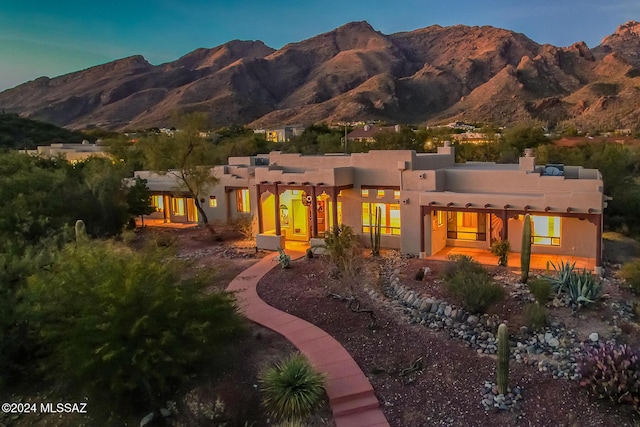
(1, 0), (639, 91)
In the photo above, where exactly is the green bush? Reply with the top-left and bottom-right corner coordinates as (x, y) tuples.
(621, 259), (640, 295)
(20, 241), (245, 411)
(259, 352), (325, 423)
(324, 224), (362, 276)
(524, 303), (548, 330)
(528, 278), (553, 304)
(442, 254), (487, 281)
(445, 270), (505, 314)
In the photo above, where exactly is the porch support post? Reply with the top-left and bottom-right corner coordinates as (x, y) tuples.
(274, 183), (281, 236)
(420, 206), (427, 254)
(256, 184), (263, 234)
(500, 210), (508, 241)
(310, 186), (318, 238)
(328, 187), (338, 228)
(595, 213), (602, 269)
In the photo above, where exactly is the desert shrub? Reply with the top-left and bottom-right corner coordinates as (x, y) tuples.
(579, 343), (640, 414)
(524, 303), (548, 330)
(153, 231), (176, 247)
(490, 240), (510, 267)
(445, 270), (505, 314)
(259, 352), (325, 423)
(442, 254), (487, 281)
(528, 278), (553, 304)
(324, 224), (362, 277)
(621, 259), (640, 295)
(228, 213), (254, 240)
(20, 240), (244, 412)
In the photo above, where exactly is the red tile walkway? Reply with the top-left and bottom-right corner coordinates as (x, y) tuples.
(226, 251), (389, 427)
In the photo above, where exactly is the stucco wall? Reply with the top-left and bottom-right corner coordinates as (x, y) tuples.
(508, 215), (598, 259)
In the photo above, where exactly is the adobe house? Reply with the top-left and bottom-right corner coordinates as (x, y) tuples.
(134, 144), (607, 271)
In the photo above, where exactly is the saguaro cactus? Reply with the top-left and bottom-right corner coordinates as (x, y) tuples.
(369, 205), (381, 256)
(75, 219), (87, 243)
(520, 214), (532, 284)
(497, 323), (510, 395)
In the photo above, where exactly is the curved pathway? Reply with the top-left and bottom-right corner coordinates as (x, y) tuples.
(226, 251), (389, 427)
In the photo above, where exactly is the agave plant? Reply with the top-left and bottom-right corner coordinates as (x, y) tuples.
(544, 260), (576, 294)
(566, 269), (603, 308)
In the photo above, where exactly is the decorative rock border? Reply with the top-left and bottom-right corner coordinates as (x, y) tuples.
(365, 255), (632, 390)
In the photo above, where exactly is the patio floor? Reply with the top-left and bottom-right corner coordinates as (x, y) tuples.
(431, 246), (596, 271)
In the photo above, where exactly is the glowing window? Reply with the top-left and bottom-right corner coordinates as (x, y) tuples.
(446, 212), (486, 241)
(209, 196), (217, 208)
(361, 189), (369, 197)
(437, 211), (444, 226)
(362, 203), (401, 235)
(531, 216), (561, 246)
(377, 189), (385, 199)
(394, 190), (400, 200)
(236, 189), (250, 213)
(172, 198), (185, 216)
(151, 195), (164, 212)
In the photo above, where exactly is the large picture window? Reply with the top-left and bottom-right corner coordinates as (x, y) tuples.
(151, 195), (164, 212)
(447, 212), (486, 241)
(531, 216), (561, 246)
(172, 198), (185, 216)
(236, 189), (250, 213)
(362, 203), (401, 235)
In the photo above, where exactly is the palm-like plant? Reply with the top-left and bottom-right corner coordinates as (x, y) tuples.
(259, 352), (325, 423)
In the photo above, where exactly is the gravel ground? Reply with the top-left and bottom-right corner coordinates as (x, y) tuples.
(257, 255), (640, 427)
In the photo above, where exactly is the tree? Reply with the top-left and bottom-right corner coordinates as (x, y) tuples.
(139, 113), (219, 233)
(126, 177), (155, 227)
(21, 240), (245, 412)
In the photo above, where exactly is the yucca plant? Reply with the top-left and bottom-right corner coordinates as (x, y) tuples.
(259, 352), (326, 423)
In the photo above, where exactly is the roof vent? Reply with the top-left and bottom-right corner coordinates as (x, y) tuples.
(543, 164), (564, 176)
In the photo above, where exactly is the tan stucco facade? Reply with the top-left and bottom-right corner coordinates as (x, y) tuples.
(135, 145), (606, 268)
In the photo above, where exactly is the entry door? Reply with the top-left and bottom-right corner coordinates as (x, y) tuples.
(290, 199), (309, 241)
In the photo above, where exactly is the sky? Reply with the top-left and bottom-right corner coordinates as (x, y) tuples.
(1, 0), (639, 92)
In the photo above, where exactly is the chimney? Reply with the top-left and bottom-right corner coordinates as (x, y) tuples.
(364, 124), (370, 132)
(394, 124), (400, 132)
(437, 140), (454, 157)
(519, 148), (536, 172)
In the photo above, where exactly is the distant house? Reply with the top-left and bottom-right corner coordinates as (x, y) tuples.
(134, 144), (607, 272)
(347, 124), (401, 143)
(264, 125), (305, 142)
(451, 132), (499, 145)
(21, 141), (109, 163)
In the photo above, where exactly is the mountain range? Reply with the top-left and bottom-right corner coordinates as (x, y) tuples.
(1, 20), (640, 131)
